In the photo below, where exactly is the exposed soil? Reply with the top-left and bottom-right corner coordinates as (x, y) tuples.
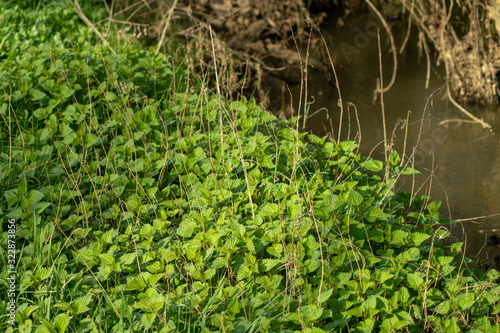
(104, 0), (500, 110)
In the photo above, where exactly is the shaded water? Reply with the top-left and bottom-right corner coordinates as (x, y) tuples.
(266, 14), (500, 268)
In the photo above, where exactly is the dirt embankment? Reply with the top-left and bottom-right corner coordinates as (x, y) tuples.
(98, 0), (500, 111)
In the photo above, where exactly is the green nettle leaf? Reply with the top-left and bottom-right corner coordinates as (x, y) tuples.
(337, 272), (352, 286)
(4, 190), (19, 208)
(305, 259), (321, 273)
(177, 220), (197, 238)
(38, 320), (54, 333)
(390, 229), (408, 246)
(17, 305), (39, 322)
(59, 84), (73, 99)
(36, 267), (53, 281)
(146, 261), (164, 274)
(140, 312), (156, 330)
(147, 273), (163, 285)
(396, 247), (420, 262)
(397, 287), (410, 303)
(99, 254), (115, 266)
(71, 301), (91, 315)
(267, 243), (283, 257)
(377, 270), (394, 284)
(28, 190), (44, 205)
(389, 151), (401, 167)
(119, 252), (136, 266)
(346, 190), (363, 206)
(301, 305), (324, 324)
(410, 232), (431, 246)
(244, 237), (255, 253)
(260, 259), (283, 272)
(440, 265), (455, 276)
(487, 269), (500, 282)
(131, 158), (144, 172)
(54, 301), (71, 312)
(369, 229), (385, 243)
(401, 166), (421, 175)
(35, 202), (51, 214)
(54, 313), (72, 333)
(473, 317), (493, 331)
(361, 159), (383, 172)
(126, 198), (141, 212)
(84, 133), (100, 148)
(41, 79), (55, 91)
(456, 293), (475, 311)
(18, 178), (28, 195)
(262, 203), (280, 217)
(427, 200), (441, 214)
(100, 230), (115, 244)
(133, 131), (145, 141)
(449, 242), (463, 255)
(364, 206), (388, 222)
(39, 127), (51, 142)
(140, 224), (154, 238)
(380, 316), (408, 332)
(363, 295), (378, 310)
(319, 289), (334, 303)
(437, 256), (454, 266)
(237, 266), (252, 281)
(351, 318), (375, 333)
(261, 154), (275, 168)
(126, 276), (146, 291)
(102, 206), (118, 220)
(407, 273), (424, 290)
(146, 186), (158, 197)
(233, 223), (246, 237)
(340, 141), (358, 153)
(435, 300), (451, 315)
(30, 89), (46, 101)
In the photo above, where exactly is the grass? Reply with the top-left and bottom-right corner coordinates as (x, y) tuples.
(1, 1), (500, 332)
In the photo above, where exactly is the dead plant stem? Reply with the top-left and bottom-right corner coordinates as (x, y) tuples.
(365, 0), (397, 93)
(208, 25), (224, 145)
(400, 0), (415, 54)
(377, 31), (389, 182)
(155, 0), (178, 55)
(315, 29), (344, 144)
(68, 0), (116, 55)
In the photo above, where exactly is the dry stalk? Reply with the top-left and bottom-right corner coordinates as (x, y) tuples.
(315, 27), (344, 144)
(376, 31), (389, 182)
(365, 0), (397, 93)
(155, 0), (178, 55)
(67, 0), (116, 55)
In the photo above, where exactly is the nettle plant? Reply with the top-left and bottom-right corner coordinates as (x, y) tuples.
(1, 1), (500, 333)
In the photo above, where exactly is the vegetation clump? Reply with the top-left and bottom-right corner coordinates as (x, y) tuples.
(1, 1), (500, 332)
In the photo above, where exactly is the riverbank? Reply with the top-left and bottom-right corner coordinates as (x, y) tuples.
(1, 1), (500, 332)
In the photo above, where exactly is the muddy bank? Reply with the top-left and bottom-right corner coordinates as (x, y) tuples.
(105, 1), (500, 109)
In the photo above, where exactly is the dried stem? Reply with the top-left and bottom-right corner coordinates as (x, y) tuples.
(365, 0), (397, 93)
(155, 0), (178, 55)
(68, 0), (116, 55)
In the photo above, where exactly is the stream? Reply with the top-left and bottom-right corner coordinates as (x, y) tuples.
(265, 14), (500, 269)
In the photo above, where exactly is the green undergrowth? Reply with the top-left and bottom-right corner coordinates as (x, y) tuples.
(1, 1), (500, 332)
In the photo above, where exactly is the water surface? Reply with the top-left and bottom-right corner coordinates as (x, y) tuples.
(266, 14), (500, 268)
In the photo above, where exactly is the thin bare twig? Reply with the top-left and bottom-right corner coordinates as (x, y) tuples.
(377, 31), (389, 182)
(314, 27), (344, 144)
(67, 0), (116, 55)
(456, 212), (500, 222)
(365, 0), (397, 93)
(155, 0), (178, 55)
